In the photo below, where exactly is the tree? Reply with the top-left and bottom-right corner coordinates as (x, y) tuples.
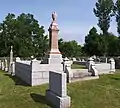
(0, 13), (16, 56)
(84, 27), (104, 56)
(115, 0), (120, 36)
(93, 0), (114, 35)
(0, 13), (48, 57)
(106, 33), (118, 56)
(93, 0), (114, 56)
(58, 38), (82, 58)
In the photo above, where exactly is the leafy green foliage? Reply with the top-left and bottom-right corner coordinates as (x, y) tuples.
(59, 39), (82, 58)
(84, 27), (119, 56)
(0, 13), (48, 57)
(93, 0), (114, 35)
(84, 27), (104, 56)
(115, 0), (120, 35)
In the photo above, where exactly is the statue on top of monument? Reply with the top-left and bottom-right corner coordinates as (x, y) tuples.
(52, 12), (57, 22)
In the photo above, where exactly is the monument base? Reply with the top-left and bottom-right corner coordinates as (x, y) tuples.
(46, 90), (71, 108)
(42, 50), (63, 64)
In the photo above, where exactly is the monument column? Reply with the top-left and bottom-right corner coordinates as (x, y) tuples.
(48, 12), (60, 54)
(43, 12), (62, 64)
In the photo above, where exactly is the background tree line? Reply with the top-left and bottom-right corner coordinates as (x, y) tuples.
(1, 0), (120, 58)
(83, 0), (120, 57)
(0, 13), (48, 57)
(0, 13), (82, 58)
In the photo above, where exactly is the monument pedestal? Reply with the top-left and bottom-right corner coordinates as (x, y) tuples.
(43, 49), (62, 64)
(43, 54), (62, 64)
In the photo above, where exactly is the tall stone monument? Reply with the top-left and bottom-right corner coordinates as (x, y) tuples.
(8, 46), (13, 73)
(44, 12), (62, 64)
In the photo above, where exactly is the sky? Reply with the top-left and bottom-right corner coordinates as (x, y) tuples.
(0, 0), (117, 44)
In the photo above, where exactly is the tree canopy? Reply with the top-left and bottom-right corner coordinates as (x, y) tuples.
(0, 13), (48, 57)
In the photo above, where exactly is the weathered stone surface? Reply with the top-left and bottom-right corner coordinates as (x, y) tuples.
(49, 71), (67, 97)
(43, 12), (62, 64)
(46, 70), (71, 108)
(91, 64), (98, 76)
(87, 57), (94, 72)
(9, 46), (13, 73)
(1, 61), (4, 70)
(5, 59), (8, 72)
(46, 90), (71, 108)
(11, 62), (15, 76)
(109, 58), (115, 72)
(0, 60), (1, 69)
(15, 59), (63, 86)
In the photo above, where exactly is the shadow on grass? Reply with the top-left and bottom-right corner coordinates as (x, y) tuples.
(4, 73), (29, 86)
(30, 93), (54, 108)
(110, 77), (120, 80)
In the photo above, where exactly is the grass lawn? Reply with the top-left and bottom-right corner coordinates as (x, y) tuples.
(71, 63), (87, 69)
(0, 70), (120, 108)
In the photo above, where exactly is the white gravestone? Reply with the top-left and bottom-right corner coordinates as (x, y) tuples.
(9, 46), (13, 73)
(0, 60), (1, 69)
(109, 58), (115, 72)
(63, 57), (73, 82)
(88, 57), (95, 72)
(1, 61), (4, 70)
(5, 59), (8, 72)
(46, 71), (71, 108)
(11, 62), (15, 76)
(72, 57), (76, 62)
(91, 64), (99, 76)
(16, 57), (21, 62)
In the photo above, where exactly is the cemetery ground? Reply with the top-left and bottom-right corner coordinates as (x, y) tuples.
(71, 64), (87, 69)
(0, 71), (120, 108)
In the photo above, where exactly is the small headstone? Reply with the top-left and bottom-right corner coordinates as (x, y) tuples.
(91, 64), (98, 76)
(16, 57), (20, 62)
(82, 59), (85, 62)
(46, 71), (71, 108)
(87, 57), (94, 72)
(5, 59), (8, 72)
(79, 58), (81, 62)
(105, 58), (107, 63)
(1, 61), (4, 70)
(0, 60), (1, 69)
(72, 57), (76, 61)
(109, 58), (115, 72)
(11, 62), (15, 76)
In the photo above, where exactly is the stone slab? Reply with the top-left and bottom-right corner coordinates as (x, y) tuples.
(46, 90), (71, 108)
(71, 76), (99, 83)
(49, 71), (67, 97)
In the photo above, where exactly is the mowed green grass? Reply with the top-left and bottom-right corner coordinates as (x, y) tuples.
(0, 70), (120, 108)
(71, 64), (87, 69)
